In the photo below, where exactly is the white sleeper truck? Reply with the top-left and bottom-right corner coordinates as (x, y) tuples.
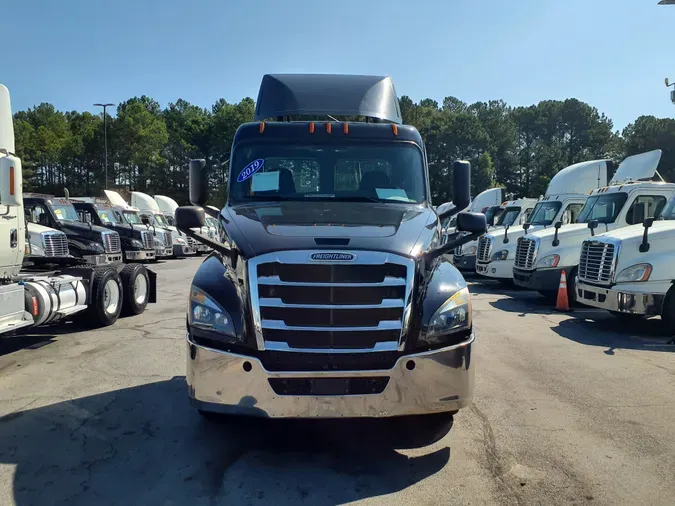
(454, 197), (537, 273)
(0, 84), (156, 335)
(131, 191), (193, 257)
(513, 150), (675, 301)
(475, 159), (610, 282)
(574, 194), (675, 331)
(154, 195), (210, 254)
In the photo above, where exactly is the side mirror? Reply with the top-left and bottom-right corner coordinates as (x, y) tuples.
(554, 221), (563, 230)
(189, 159), (208, 207)
(437, 161), (471, 222)
(639, 217), (655, 253)
(0, 156), (22, 207)
(523, 222), (531, 232)
(587, 219), (598, 237)
(176, 206), (206, 231)
(456, 212), (487, 235)
(643, 217), (655, 228)
(452, 160), (471, 212)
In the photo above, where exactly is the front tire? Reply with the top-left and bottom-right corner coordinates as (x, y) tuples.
(83, 266), (123, 327)
(378, 412), (455, 449)
(120, 264), (150, 316)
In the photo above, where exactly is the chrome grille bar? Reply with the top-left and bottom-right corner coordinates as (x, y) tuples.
(477, 236), (493, 263)
(42, 231), (69, 257)
(514, 237), (538, 270)
(578, 240), (618, 284)
(248, 250), (414, 353)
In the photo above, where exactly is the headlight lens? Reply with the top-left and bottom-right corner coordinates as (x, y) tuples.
(536, 254), (560, 268)
(130, 239), (143, 249)
(464, 245), (477, 256)
(188, 286), (238, 338)
(176, 238), (187, 245)
(153, 237), (163, 247)
(426, 287), (472, 340)
(89, 242), (105, 254)
(491, 249), (509, 261)
(615, 263), (652, 283)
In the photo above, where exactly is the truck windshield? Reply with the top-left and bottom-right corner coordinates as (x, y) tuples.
(153, 214), (169, 227)
(50, 203), (79, 222)
(123, 211), (143, 225)
(496, 207), (521, 226)
(528, 201), (562, 226)
(165, 215), (176, 226)
(577, 193), (627, 224)
(97, 208), (118, 225)
(230, 141), (426, 204)
(659, 196), (675, 220)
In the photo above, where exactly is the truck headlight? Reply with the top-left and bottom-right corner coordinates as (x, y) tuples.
(464, 245), (477, 256)
(491, 249), (509, 261)
(426, 287), (472, 340)
(153, 238), (163, 247)
(88, 243), (105, 254)
(30, 244), (45, 256)
(536, 254), (560, 268)
(615, 263), (652, 283)
(130, 239), (143, 249)
(188, 286), (238, 339)
(176, 238), (187, 245)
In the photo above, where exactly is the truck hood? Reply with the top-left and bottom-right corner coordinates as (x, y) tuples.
(60, 220), (112, 237)
(26, 222), (61, 235)
(526, 222), (596, 243)
(486, 224), (550, 245)
(596, 220), (675, 243)
(222, 201), (437, 258)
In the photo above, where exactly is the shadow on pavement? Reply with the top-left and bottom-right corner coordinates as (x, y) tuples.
(551, 315), (674, 354)
(0, 377), (451, 506)
(0, 322), (86, 357)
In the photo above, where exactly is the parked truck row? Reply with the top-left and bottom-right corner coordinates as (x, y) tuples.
(453, 149), (675, 332)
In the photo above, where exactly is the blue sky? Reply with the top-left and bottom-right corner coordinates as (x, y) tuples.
(5, 0), (674, 130)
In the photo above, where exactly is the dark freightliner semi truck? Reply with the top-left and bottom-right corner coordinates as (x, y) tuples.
(174, 74), (487, 447)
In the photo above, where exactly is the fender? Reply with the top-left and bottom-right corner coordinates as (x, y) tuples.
(68, 237), (104, 255)
(190, 254), (253, 346)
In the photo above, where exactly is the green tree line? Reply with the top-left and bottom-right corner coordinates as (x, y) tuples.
(13, 93), (675, 206)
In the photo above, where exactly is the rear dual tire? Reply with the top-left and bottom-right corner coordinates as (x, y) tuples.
(120, 264), (150, 316)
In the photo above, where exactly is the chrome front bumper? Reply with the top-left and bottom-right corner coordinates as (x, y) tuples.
(186, 333), (474, 418)
(125, 249), (156, 261)
(83, 253), (123, 265)
(576, 280), (665, 316)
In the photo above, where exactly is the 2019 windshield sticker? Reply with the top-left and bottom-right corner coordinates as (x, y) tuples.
(237, 159), (265, 183)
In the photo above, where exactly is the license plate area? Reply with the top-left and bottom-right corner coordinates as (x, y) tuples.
(476, 264), (487, 273)
(268, 377), (389, 396)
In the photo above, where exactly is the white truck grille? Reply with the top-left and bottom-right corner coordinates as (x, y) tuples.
(248, 250), (414, 352)
(141, 230), (154, 249)
(42, 231), (69, 257)
(186, 236), (196, 248)
(164, 231), (173, 247)
(578, 240), (617, 285)
(477, 236), (493, 263)
(101, 231), (121, 254)
(515, 238), (537, 270)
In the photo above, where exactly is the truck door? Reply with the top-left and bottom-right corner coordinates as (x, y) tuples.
(0, 204), (23, 276)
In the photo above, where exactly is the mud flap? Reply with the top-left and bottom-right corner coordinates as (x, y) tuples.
(147, 269), (157, 304)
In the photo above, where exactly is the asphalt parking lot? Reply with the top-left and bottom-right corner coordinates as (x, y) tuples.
(1, 257), (673, 506)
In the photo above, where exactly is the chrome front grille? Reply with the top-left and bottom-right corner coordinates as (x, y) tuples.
(101, 231), (121, 254)
(186, 236), (196, 248)
(164, 231), (173, 246)
(515, 238), (537, 270)
(42, 231), (69, 257)
(249, 251), (414, 352)
(578, 240), (617, 285)
(141, 230), (154, 249)
(477, 236), (493, 263)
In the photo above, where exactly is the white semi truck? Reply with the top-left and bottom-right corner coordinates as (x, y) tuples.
(475, 159), (610, 282)
(453, 196), (537, 273)
(154, 195), (211, 254)
(513, 150), (675, 301)
(0, 84), (156, 335)
(574, 194), (675, 331)
(131, 191), (193, 257)
(103, 189), (173, 259)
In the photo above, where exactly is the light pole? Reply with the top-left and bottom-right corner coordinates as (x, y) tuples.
(94, 102), (114, 189)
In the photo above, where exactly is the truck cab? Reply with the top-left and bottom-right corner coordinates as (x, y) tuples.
(70, 198), (156, 263)
(475, 159), (610, 281)
(513, 150), (675, 299)
(173, 74), (487, 447)
(131, 191), (193, 257)
(23, 194), (123, 266)
(453, 197), (536, 272)
(154, 194), (209, 254)
(575, 194), (675, 331)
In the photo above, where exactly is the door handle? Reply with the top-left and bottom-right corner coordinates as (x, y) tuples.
(10, 228), (17, 248)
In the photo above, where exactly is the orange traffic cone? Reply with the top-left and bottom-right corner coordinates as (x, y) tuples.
(556, 270), (570, 312)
